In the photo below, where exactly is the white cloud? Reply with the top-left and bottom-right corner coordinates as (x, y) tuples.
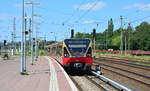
(83, 20), (102, 24)
(74, 1), (105, 11)
(83, 20), (96, 24)
(123, 3), (150, 11)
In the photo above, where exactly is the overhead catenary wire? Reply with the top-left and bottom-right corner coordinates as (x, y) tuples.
(50, 0), (92, 40)
(129, 15), (150, 24)
(63, 0), (90, 24)
(123, 6), (150, 19)
(74, 0), (101, 24)
(37, 6), (74, 16)
(35, 0), (150, 42)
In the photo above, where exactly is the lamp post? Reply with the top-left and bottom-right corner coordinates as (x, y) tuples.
(20, 0), (25, 73)
(24, 13), (28, 72)
(25, 1), (40, 65)
(50, 32), (57, 54)
(34, 22), (41, 61)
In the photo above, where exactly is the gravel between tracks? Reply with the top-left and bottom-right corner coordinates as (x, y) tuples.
(71, 76), (101, 91)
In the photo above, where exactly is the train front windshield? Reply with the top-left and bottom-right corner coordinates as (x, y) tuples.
(64, 39), (90, 57)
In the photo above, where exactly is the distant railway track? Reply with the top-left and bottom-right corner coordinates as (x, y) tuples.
(98, 56), (150, 65)
(95, 58), (150, 76)
(94, 61), (150, 86)
(94, 58), (150, 88)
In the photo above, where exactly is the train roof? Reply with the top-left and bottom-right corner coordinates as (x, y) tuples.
(64, 38), (91, 41)
(45, 38), (91, 48)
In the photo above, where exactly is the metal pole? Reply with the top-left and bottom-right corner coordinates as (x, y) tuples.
(34, 22), (41, 60)
(55, 36), (56, 42)
(94, 37), (96, 51)
(12, 17), (16, 55)
(29, 18), (32, 53)
(11, 30), (14, 55)
(21, 0), (25, 73)
(120, 16), (123, 54)
(35, 27), (38, 60)
(14, 17), (16, 54)
(125, 34), (127, 54)
(24, 13), (27, 72)
(31, 4), (34, 65)
(106, 31), (108, 50)
(128, 23), (131, 51)
(25, 2), (40, 64)
(44, 34), (46, 50)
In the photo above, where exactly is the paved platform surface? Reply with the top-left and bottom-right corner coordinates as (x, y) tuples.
(47, 56), (78, 91)
(0, 56), (50, 91)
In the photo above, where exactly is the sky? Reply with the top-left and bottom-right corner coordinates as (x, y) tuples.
(0, 0), (150, 42)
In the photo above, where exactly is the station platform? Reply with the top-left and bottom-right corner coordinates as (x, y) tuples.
(0, 56), (78, 91)
(47, 56), (78, 91)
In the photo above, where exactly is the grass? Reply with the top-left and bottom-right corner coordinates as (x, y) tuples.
(20, 72), (29, 75)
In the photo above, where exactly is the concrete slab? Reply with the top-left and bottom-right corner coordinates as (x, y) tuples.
(47, 56), (78, 91)
(0, 56), (50, 91)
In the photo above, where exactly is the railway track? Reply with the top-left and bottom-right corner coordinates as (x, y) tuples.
(95, 58), (150, 76)
(94, 58), (150, 90)
(70, 75), (121, 91)
(85, 76), (110, 91)
(70, 75), (105, 91)
(96, 57), (150, 68)
(109, 56), (150, 64)
(70, 76), (84, 91)
(69, 70), (131, 91)
(98, 56), (150, 65)
(94, 61), (150, 86)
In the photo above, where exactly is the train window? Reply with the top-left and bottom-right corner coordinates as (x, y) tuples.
(64, 39), (91, 57)
(86, 47), (92, 57)
(64, 47), (70, 57)
(56, 47), (62, 56)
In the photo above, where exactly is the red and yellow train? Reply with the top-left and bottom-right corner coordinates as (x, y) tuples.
(46, 38), (93, 70)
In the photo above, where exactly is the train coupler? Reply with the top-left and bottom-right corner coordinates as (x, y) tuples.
(95, 65), (102, 75)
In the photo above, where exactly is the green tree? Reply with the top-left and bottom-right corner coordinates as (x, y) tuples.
(130, 21), (150, 50)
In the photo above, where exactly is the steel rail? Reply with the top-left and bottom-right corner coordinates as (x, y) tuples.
(97, 57), (150, 67)
(95, 62), (150, 86)
(85, 76), (109, 91)
(91, 71), (132, 91)
(98, 58), (150, 71)
(69, 76), (83, 91)
(94, 61), (150, 79)
(96, 58), (150, 72)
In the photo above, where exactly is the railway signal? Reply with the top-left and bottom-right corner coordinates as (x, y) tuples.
(93, 28), (96, 38)
(93, 28), (96, 51)
(4, 40), (7, 46)
(71, 29), (74, 38)
(11, 17), (16, 55)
